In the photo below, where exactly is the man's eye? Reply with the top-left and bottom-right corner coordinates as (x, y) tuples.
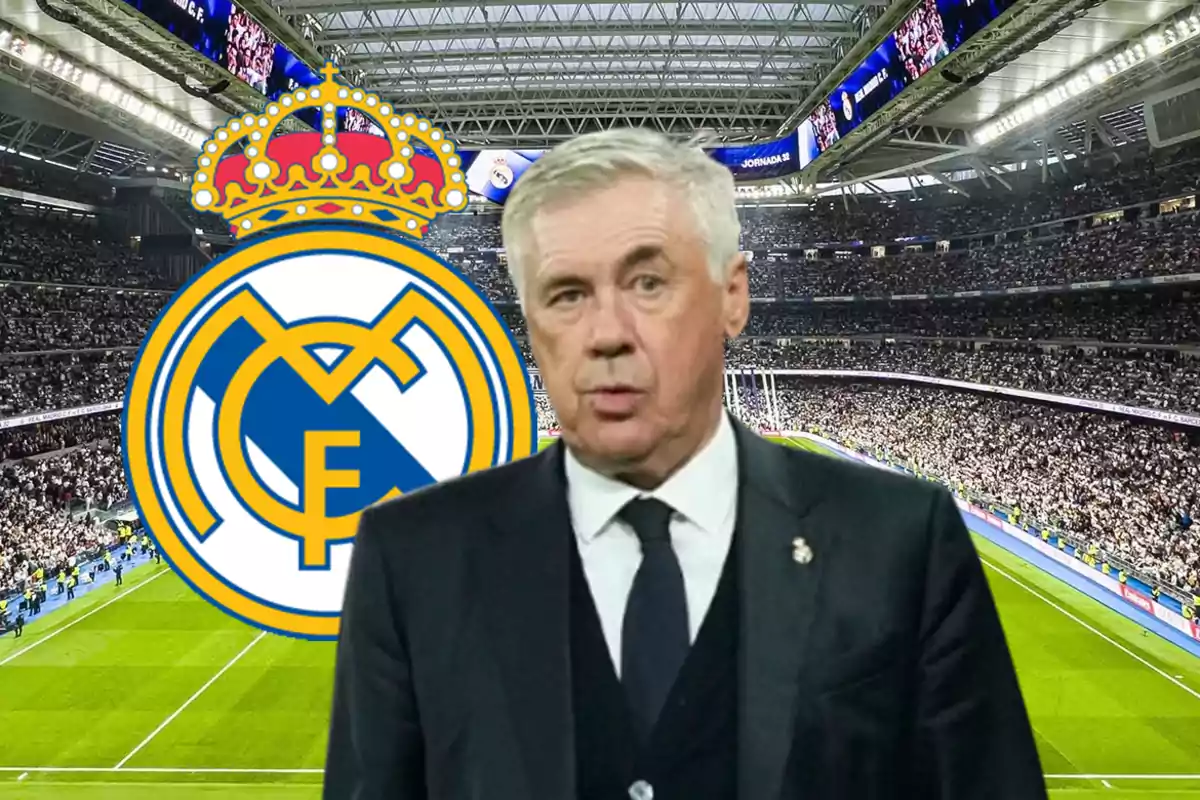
(633, 274), (665, 293)
(549, 288), (584, 307)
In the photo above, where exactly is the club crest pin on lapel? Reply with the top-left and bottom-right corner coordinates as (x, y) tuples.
(792, 537), (814, 565)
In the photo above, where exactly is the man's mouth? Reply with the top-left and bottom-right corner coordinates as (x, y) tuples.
(583, 385), (645, 417)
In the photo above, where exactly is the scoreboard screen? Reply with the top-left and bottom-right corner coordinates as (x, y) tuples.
(119, 0), (313, 110)
(709, 133), (804, 181)
(224, 3), (275, 95)
(120, 0), (230, 63)
(807, 0), (1018, 154)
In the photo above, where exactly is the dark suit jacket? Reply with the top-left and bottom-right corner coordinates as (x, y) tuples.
(324, 420), (1047, 800)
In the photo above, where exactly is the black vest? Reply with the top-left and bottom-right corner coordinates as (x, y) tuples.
(570, 528), (740, 800)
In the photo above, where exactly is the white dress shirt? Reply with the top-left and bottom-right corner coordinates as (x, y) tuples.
(564, 413), (739, 677)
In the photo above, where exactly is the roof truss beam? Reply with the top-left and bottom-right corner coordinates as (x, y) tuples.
(888, 124), (971, 151)
(405, 91), (796, 104)
(972, 157), (1012, 192)
(268, 0), (886, 148)
(370, 68), (818, 87)
(291, 0), (889, 9)
(927, 169), (969, 198)
(343, 47), (839, 69)
(319, 19), (858, 45)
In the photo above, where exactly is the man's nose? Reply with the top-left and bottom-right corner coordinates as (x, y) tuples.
(585, 290), (635, 359)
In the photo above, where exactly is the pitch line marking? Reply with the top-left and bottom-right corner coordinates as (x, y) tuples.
(0, 568), (170, 667)
(1044, 774), (1200, 780)
(981, 558), (1200, 703)
(113, 630), (268, 770)
(0, 767), (322, 774)
(2, 768), (1199, 779)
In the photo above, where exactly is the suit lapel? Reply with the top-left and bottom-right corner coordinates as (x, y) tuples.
(734, 423), (832, 800)
(478, 442), (575, 800)
(476, 425), (830, 800)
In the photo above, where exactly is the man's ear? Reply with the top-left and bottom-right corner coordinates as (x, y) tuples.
(721, 253), (750, 339)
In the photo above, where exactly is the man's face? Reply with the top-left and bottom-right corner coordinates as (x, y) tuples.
(521, 176), (749, 479)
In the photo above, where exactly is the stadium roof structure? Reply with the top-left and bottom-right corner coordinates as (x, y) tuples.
(0, 0), (1195, 190)
(275, 0), (888, 146)
(807, 0), (1200, 193)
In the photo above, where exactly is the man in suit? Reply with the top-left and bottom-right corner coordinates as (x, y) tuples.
(324, 128), (1047, 800)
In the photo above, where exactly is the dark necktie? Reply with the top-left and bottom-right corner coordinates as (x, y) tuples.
(619, 497), (690, 743)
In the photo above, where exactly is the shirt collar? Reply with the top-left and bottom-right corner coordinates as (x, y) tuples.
(564, 412), (738, 543)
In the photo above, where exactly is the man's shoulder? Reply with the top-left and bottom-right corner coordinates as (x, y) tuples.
(762, 435), (944, 511)
(756, 437), (957, 574)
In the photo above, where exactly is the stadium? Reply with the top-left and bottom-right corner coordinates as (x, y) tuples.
(0, 0), (1199, 797)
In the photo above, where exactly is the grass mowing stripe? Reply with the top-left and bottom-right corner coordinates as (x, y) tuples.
(0, 768), (321, 774)
(0, 568), (170, 667)
(1045, 775), (1200, 780)
(0, 780), (324, 800)
(114, 631), (269, 770)
(980, 557), (1200, 703)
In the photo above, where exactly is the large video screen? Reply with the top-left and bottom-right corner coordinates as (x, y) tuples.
(266, 45), (317, 100)
(709, 132), (805, 181)
(120, 0), (303, 99)
(343, 108), (384, 137)
(120, 0), (231, 63)
(225, 3), (275, 95)
(807, 0), (1017, 155)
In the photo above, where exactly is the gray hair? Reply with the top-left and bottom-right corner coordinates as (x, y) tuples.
(500, 127), (742, 307)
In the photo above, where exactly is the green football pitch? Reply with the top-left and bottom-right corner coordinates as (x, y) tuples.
(2, 437), (1199, 799)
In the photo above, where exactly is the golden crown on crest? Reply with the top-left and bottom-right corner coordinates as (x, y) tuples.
(190, 62), (469, 240)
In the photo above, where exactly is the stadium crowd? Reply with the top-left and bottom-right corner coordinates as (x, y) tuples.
(422, 143), (1200, 251)
(777, 383), (1199, 595)
(0, 415), (120, 463)
(1, 144), (1198, 609)
(433, 211), (1200, 301)
(733, 150), (1200, 247)
(0, 211), (171, 290)
(0, 350), (133, 418)
(0, 283), (165, 352)
(724, 340), (1200, 414)
(0, 414), (125, 600)
(771, 213), (1200, 298)
(742, 290), (1200, 343)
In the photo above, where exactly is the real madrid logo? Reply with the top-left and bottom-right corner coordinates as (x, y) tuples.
(123, 63), (536, 640)
(488, 156), (514, 190)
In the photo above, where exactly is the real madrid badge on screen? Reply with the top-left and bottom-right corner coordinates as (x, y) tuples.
(122, 63), (537, 639)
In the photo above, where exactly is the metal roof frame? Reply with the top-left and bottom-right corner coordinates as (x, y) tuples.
(813, 5), (1200, 194)
(798, 0), (1111, 180)
(270, 0), (886, 147)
